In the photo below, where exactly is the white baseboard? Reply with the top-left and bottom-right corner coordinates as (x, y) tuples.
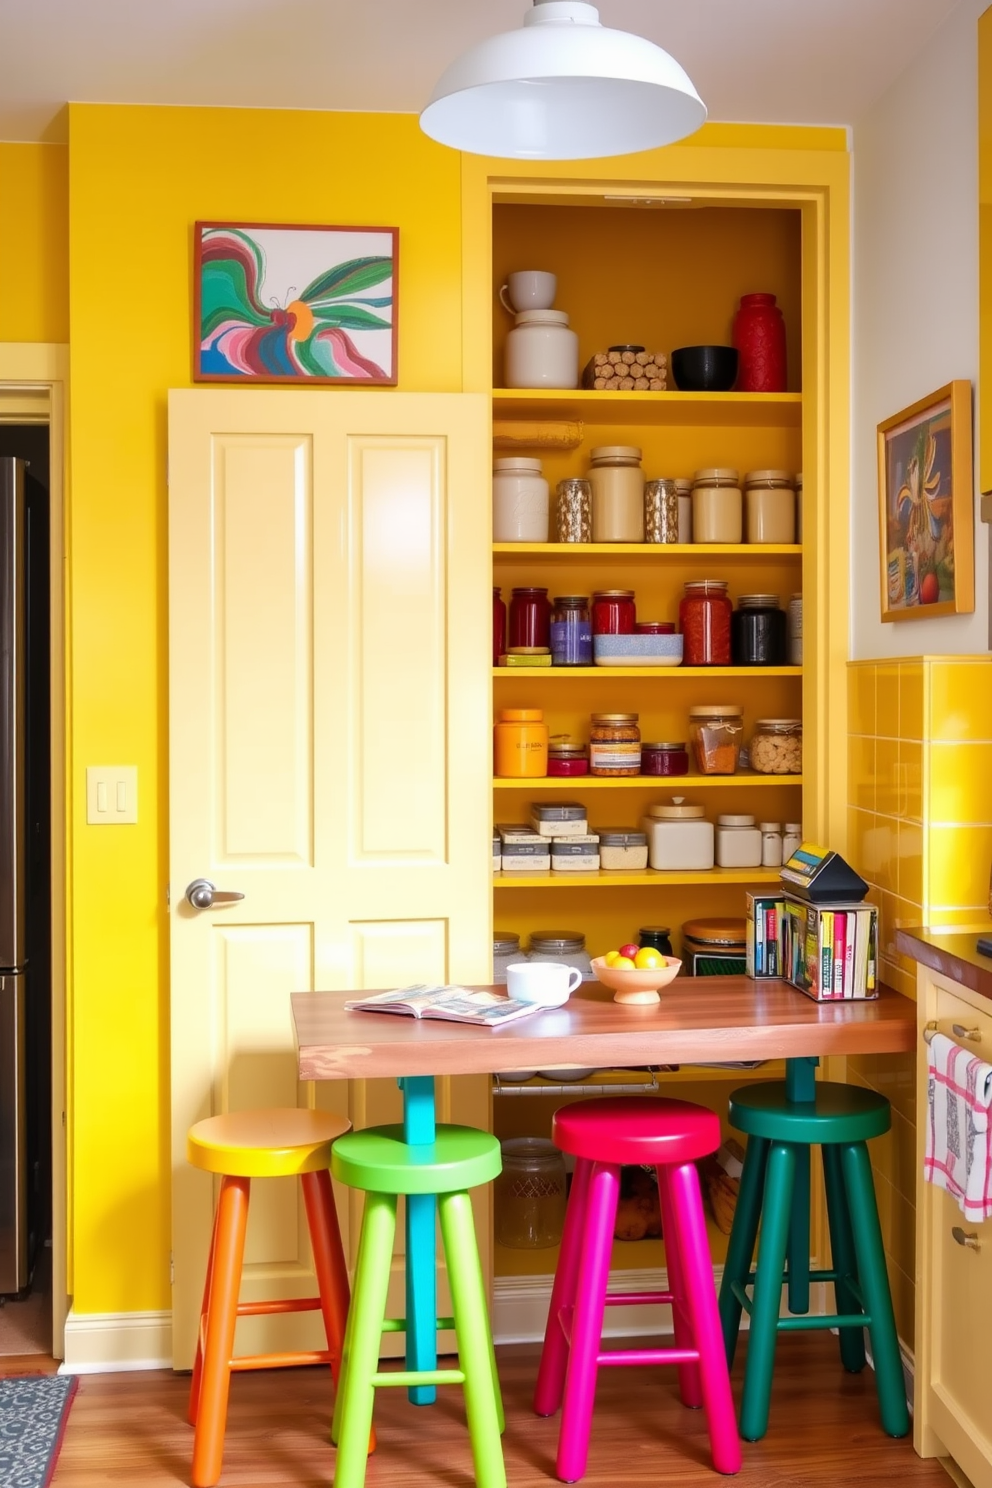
(59, 1308), (172, 1374)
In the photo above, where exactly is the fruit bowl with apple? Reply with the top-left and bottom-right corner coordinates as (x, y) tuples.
(591, 944), (682, 1005)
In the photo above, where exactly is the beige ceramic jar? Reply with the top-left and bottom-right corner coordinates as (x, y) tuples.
(691, 468), (742, 544)
(743, 469), (796, 544)
(589, 446), (644, 542)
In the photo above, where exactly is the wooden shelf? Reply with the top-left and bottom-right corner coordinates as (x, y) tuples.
(493, 867), (782, 890)
(491, 388), (802, 428)
(493, 772), (803, 789)
(493, 542), (802, 558)
(493, 665), (801, 679)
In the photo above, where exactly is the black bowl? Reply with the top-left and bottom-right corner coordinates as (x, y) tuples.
(670, 344), (739, 392)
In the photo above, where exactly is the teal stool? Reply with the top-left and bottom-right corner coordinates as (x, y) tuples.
(718, 1080), (910, 1443)
(330, 1123), (505, 1488)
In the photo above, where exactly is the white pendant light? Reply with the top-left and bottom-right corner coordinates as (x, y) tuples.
(420, 0), (706, 160)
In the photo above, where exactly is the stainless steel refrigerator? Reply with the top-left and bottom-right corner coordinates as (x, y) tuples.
(0, 457), (29, 1295)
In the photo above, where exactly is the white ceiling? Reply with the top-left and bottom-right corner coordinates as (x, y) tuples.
(0, 0), (966, 144)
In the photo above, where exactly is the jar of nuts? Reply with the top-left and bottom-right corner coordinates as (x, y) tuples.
(750, 718), (802, 774)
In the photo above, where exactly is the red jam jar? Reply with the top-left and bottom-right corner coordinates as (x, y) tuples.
(634, 621), (675, 635)
(547, 742), (589, 777)
(679, 579), (732, 666)
(591, 589), (636, 635)
(509, 587), (551, 649)
(493, 587), (507, 665)
(640, 741), (689, 777)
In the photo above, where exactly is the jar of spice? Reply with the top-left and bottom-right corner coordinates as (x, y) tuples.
(731, 594), (787, 666)
(639, 926), (675, 957)
(493, 931), (524, 984)
(674, 479), (693, 542)
(691, 468), (742, 544)
(555, 478), (592, 542)
(589, 713), (641, 776)
(744, 470), (795, 544)
(750, 719), (802, 774)
(550, 594), (592, 666)
(509, 587), (552, 649)
(679, 580), (732, 666)
(598, 830), (649, 871)
(494, 708), (549, 778)
(688, 705), (744, 775)
(591, 589), (636, 635)
(640, 741), (689, 777)
(493, 587), (507, 666)
(492, 457), (550, 542)
(589, 446), (644, 543)
(495, 1137), (567, 1248)
(547, 741), (589, 777)
(644, 478), (679, 543)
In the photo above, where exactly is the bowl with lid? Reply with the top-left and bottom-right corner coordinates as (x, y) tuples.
(670, 345), (739, 392)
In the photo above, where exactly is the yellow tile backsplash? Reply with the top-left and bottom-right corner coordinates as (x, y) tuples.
(931, 741), (992, 823)
(929, 659), (992, 741)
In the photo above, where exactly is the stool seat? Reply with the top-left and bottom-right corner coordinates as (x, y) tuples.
(728, 1081), (891, 1145)
(188, 1107), (350, 1177)
(331, 1123), (501, 1194)
(552, 1095), (721, 1166)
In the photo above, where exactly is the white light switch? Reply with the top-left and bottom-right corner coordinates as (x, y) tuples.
(87, 766), (138, 825)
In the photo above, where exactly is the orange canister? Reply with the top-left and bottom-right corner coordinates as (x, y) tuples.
(495, 708), (549, 778)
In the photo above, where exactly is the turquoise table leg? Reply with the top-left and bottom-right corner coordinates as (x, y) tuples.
(398, 1076), (437, 1406)
(784, 1058), (816, 1315)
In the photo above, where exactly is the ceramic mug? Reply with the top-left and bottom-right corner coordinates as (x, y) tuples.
(505, 961), (582, 1007)
(499, 270), (557, 314)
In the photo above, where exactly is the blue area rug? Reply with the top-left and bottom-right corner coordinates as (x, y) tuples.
(0, 1375), (78, 1488)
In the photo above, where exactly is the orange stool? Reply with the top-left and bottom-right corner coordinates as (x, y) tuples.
(186, 1107), (364, 1488)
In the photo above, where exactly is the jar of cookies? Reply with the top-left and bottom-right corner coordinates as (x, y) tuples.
(749, 718), (802, 774)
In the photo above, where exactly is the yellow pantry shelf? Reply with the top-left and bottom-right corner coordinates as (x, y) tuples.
(493, 666), (801, 679)
(493, 772), (803, 789)
(493, 868), (782, 890)
(493, 542), (802, 558)
(492, 388), (803, 429)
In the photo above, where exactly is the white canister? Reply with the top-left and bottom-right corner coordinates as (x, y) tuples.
(760, 822), (784, 868)
(787, 593), (803, 665)
(674, 478), (693, 542)
(504, 309), (579, 390)
(493, 457), (550, 542)
(715, 814), (762, 868)
(782, 823), (802, 862)
(642, 797), (714, 871)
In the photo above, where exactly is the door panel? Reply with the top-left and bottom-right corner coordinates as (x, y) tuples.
(169, 390), (491, 1369)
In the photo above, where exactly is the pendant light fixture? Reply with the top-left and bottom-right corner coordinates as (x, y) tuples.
(420, 0), (706, 160)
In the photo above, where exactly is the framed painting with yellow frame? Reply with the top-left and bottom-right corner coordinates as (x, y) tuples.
(877, 379), (974, 621)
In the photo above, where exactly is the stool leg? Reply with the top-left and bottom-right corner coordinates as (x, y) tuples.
(191, 1174), (250, 1488)
(719, 1134), (769, 1370)
(188, 1194), (221, 1427)
(556, 1160), (619, 1484)
(333, 1191), (397, 1488)
(821, 1143), (866, 1374)
(439, 1190), (507, 1488)
(656, 1165), (702, 1410)
(839, 1141), (910, 1438)
(667, 1161), (741, 1475)
(535, 1157), (591, 1417)
(786, 1146), (811, 1315)
(739, 1140), (795, 1443)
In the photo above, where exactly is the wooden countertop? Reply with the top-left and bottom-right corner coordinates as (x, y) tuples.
(292, 976), (914, 1082)
(895, 927), (992, 1002)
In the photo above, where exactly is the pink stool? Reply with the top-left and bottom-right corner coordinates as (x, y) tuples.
(534, 1097), (741, 1481)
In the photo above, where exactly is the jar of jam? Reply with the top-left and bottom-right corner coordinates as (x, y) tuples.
(640, 741), (689, 777)
(589, 713), (641, 776)
(547, 741), (589, 777)
(550, 595), (592, 666)
(591, 589), (636, 635)
(639, 926), (675, 958)
(731, 594), (786, 666)
(493, 587), (507, 666)
(509, 587), (551, 649)
(635, 621), (675, 635)
(679, 580), (732, 666)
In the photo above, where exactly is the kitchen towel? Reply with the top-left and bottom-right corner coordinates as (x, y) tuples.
(924, 1030), (992, 1221)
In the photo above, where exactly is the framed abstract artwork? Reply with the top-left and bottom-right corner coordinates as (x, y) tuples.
(194, 221), (398, 385)
(877, 379), (974, 621)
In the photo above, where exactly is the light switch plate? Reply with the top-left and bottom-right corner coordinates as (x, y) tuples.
(86, 766), (138, 825)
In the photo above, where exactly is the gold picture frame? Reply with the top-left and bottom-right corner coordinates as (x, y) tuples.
(877, 379), (974, 621)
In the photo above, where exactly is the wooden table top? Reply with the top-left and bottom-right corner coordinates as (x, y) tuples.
(896, 926), (992, 1002)
(292, 977), (915, 1082)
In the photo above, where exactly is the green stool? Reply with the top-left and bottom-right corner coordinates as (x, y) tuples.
(718, 1080), (910, 1443)
(330, 1123), (505, 1488)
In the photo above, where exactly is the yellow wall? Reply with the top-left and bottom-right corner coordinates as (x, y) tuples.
(0, 143), (69, 343)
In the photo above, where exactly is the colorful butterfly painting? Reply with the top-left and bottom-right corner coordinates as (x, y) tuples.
(194, 222), (397, 384)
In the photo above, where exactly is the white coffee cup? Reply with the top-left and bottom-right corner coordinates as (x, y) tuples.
(505, 961), (582, 1007)
(499, 270), (557, 314)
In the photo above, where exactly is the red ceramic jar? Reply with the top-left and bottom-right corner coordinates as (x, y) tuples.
(591, 589), (636, 635)
(679, 580), (733, 666)
(732, 293), (787, 393)
(509, 587), (551, 649)
(493, 587), (507, 665)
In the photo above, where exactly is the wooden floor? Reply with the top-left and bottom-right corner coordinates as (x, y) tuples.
(45, 1335), (952, 1488)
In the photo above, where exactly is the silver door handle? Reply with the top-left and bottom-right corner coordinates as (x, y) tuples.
(185, 878), (245, 910)
(952, 1022), (982, 1043)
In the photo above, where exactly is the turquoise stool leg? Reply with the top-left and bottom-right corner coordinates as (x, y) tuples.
(438, 1190), (507, 1488)
(719, 1133), (769, 1368)
(822, 1144), (866, 1374)
(333, 1191), (397, 1488)
(739, 1140), (796, 1442)
(783, 1057), (817, 1317)
(839, 1141), (909, 1438)
(399, 1075), (437, 1406)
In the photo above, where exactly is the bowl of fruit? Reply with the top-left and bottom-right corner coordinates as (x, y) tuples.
(591, 944), (682, 1005)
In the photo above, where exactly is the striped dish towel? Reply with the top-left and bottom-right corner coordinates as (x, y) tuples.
(925, 1031), (992, 1222)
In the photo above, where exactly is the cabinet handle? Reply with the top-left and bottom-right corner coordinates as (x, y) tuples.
(951, 1226), (980, 1251)
(951, 1022), (982, 1043)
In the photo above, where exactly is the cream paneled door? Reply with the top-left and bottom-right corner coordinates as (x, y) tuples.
(168, 389), (492, 1370)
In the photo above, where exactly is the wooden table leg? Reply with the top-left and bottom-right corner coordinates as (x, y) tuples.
(399, 1075), (437, 1406)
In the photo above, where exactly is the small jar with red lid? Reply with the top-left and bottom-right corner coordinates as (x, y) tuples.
(635, 621), (675, 636)
(509, 587), (552, 649)
(640, 741), (689, 777)
(679, 580), (732, 666)
(493, 587), (507, 665)
(591, 589), (636, 635)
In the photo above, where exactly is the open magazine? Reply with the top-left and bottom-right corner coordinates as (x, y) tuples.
(344, 984), (542, 1027)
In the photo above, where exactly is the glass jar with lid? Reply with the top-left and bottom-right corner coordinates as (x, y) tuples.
(688, 704), (744, 774)
(589, 446), (644, 542)
(555, 477), (592, 542)
(714, 813), (762, 868)
(639, 926), (675, 957)
(492, 457), (550, 542)
(644, 478), (679, 543)
(640, 741), (689, 777)
(598, 829), (648, 871)
(679, 580), (732, 666)
(750, 718), (802, 774)
(509, 587), (552, 649)
(528, 931), (594, 981)
(493, 931), (524, 984)
(731, 594), (787, 666)
(589, 713), (641, 776)
(495, 1137), (567, 1248)
(691, 468), (742, 544)
(547, 740), (589, 777)
(642, 797), (714, 870)
(550, 595), (592, 666)
(743, 469), (795, 544)
(493, 587), (507, 666)
(591, 590), (636, 635)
